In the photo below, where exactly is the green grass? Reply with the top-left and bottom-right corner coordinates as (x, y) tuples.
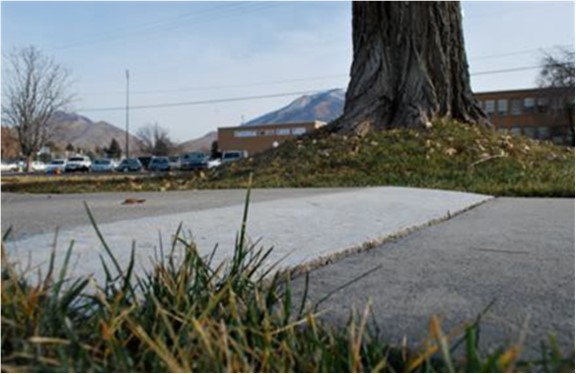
(2, 120), (574, 196)
(207, 120), (574, 196)
(2, 184), (574, 372)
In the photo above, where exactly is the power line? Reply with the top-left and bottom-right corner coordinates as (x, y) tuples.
(469, 44), (574, 61)
(83, 74), (348, 96)
(471, 65), (543, 76)
(78, 64), (558, 113)
(78, 89), (326, 113)
(49, 2), (282, 51)
(78, 45), (571, 97)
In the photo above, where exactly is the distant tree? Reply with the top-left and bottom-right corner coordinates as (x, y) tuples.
(1, 46), (74, 171)
(65, 143), (75, 152)
(333, 2), (488, 134)
(137, 123), (176, 156)
(211, 140), (222, 159)
(94, 146), (103, 157)
(44, 140), (59, 160)
(154, 138), (171, 156)
(1, 126), (20, 160)
(538, 47), (575, 145)
(106, 138), (122, 159)
(38, 153), (51, 163)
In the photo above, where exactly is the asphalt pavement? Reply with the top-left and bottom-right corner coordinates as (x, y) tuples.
(1, 188), (353, 240)
(289, 197), (575, 358)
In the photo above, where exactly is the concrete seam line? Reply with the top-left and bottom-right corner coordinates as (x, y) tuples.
(282, 196), (495, 280)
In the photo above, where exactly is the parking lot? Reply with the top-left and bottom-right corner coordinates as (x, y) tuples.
(0, 150), (248, 177)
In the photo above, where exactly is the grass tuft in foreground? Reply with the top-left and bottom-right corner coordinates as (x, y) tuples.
(2, 186), (574, 372)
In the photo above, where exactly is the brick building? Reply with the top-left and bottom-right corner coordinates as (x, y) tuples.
(218, 88), (574, 156)
(475, 87), (574, 145)
(218, 121), (326, 156)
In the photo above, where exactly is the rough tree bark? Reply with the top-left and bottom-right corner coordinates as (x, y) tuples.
(333, 2), (489, 134)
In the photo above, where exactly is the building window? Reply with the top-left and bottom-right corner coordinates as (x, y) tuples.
(276, 128), (290, 136)
(484, 100), (495, 115)
(234, 130), (258, 138)
(510, 127), (522, 136)
(497, 99), (508, 116)
(523, 97), (535, 113)
(550, 126), (570, 145)
(510, 99), (523, 115)
(551, 97), (564, 111)
(538, 126), (550, 140)
(537, 97), (549, 113)
(259, 129), (276, 136)
(523, 127), (537, 139)
(291, 127), (306, 136)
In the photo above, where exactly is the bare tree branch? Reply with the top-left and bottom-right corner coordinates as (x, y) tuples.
(538, 47), (575, 145)
(1, 46), (74, 170)
(137, 123), (177, 156)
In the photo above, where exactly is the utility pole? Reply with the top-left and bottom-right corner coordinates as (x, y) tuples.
(125, 69), (130, 159)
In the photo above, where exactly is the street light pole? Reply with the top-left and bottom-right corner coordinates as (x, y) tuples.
(125, 69), (130, 159)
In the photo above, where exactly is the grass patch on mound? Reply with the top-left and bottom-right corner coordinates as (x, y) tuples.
(2, 120), (574, 196)
(209, 120), (574, 196)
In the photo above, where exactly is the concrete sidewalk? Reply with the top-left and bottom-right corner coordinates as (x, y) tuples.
(5, 187), (490, 286)
(289, 198), (575, 358)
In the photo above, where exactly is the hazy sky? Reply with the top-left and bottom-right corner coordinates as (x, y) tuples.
(2, 1), (574, 141)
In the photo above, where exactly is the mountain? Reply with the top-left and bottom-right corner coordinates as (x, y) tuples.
(243, 88), (345, 126)
(178, 131), (216, 154)
(178, 89), (346, 153)
(48, 111), (142, 153)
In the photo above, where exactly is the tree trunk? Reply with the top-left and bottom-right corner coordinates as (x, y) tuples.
(333, 2), (489, 134)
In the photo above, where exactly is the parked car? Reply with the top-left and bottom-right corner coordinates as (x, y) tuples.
(91, 159), (116, 172)
(207, 158), (222, 169)
(221, 150), (247, 164)
(180, 152), (208, 170)
(1, 163), (13, 172)
(168, 156), (181, 170)
(137, 156), (152, 170)
(45, 159), (67, 174)
(1, 161), (20, 172)
(31, 161), (46, 172)
(116, 158), (143, 172)
(65, 155), (91, 172)
(148, 156), (171, 172)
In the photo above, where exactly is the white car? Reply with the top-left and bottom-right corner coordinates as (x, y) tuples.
(207, 158), (222, 169)
(65, 156), (91, 172)
(1, 162), (19, 172)
(45, 159), (67, 174)
(31, 161), (46, 172)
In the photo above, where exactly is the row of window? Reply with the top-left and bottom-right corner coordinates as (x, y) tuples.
(499, 125), (573, 144)
(479, 97), (566, 117)
(234, 127), (307, 138)
(502, 126), (550, 140)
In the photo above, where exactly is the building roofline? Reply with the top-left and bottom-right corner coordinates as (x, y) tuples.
(475, 86), (568, 96)
(218, 120), (327, 131)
